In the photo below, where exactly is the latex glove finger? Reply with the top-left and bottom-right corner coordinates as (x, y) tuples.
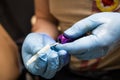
(57, 50), (69, 70)
(63, 14), (103, 39)
(56, 12), (120, 60)
(42, 50), (69, 79)
(42, 51), (59, 79)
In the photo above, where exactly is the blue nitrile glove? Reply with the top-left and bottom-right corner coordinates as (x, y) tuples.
(55, 12), (120, 60)
(22, 33), (69, 79)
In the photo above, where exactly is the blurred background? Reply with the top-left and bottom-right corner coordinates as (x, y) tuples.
(0, 0), (34, 80)
(0, 0), (34, 41)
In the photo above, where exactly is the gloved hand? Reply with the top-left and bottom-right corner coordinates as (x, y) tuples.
(22, 33), (69, 79)
(55, 12), (120, 60)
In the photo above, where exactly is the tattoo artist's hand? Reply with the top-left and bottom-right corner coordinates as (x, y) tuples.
(22, 33), (69, 79)
(55, 12), (120, 60)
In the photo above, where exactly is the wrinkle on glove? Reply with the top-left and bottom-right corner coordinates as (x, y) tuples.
(22, 33), (69, 79)
(55, 12), (120, 60)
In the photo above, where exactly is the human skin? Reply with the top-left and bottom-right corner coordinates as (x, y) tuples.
(32, 0), (59, 39)
(0, 25), (20, 80)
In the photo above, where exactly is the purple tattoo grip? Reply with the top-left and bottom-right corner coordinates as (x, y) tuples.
(57, 34), (73, 44)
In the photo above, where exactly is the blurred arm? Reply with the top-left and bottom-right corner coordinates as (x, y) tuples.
(31, 0), (59, 39)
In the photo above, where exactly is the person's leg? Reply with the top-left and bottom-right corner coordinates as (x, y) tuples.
(0, 25), (20, 80)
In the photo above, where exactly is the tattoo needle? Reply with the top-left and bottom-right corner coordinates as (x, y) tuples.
(26, 43), (59, 66)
